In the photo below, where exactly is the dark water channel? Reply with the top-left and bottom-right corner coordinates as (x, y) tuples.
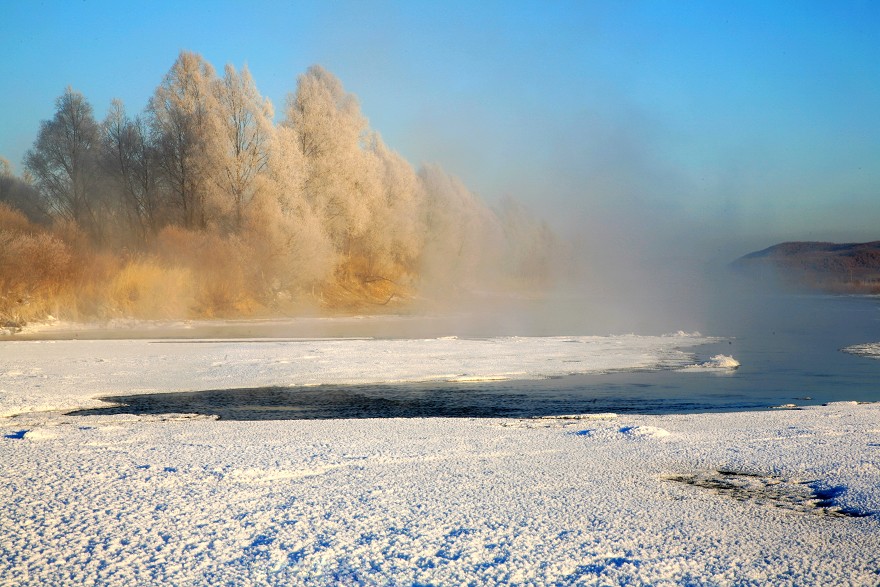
(69, 294), (880, 420)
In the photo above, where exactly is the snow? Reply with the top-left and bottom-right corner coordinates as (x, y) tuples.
(1, 332), (879, 585)
(680, 353), (741, 371)
(0, 333), (720, 418)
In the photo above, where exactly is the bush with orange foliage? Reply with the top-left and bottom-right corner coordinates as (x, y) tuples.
(0, 204), (74, 325)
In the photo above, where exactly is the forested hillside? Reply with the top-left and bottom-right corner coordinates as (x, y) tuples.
(0, 52), (556, 326)
(732, 241), (880, 293)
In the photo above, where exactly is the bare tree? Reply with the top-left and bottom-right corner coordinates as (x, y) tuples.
(0, 157), (50, 225)
(25, 87), (104, 239)
(101, 100), (161, 242)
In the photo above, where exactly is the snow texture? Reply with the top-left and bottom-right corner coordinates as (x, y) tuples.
(2, 334), (879, 586)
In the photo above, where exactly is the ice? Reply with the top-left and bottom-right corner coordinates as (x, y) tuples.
(1, 332), (877, 585)
(1, 403), (878, 585)
(703, 354), (740, 369)
(0, 333), (720, 417)
(843, 342), (880, 360)
(678, 353), (741, 371)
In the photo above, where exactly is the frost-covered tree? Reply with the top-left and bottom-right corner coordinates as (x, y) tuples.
(260, 123), (336, 288)
(285, 65), (381, 255)
(25, 87), (104, 238)
(363, 133), (426, 278)
(418, 164), (504, 290)
(101, 100), (161, 242)
(15, 54), (558, 315)
(495, 195), (557, 287)
(213, 64), (274, 230)
(148, 51), (222, 228)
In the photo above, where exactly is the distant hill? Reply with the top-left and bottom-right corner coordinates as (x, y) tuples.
(732, 241), (880, 293)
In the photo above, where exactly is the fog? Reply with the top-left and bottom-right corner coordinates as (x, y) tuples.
(2, 50), (867, 339)
(0, 53), (562, 331)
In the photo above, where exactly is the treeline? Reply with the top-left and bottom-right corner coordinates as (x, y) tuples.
(0, 51), (556, 325)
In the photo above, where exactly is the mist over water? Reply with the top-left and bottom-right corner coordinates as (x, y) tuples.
(6, 46), (880, 420)
(60, 285), (880, 419)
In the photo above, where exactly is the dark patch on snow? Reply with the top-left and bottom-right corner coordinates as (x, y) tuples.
(65, 375), (775, 421)
(666, 470), (872, 518)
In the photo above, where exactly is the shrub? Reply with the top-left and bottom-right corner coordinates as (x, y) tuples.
(0, 207), (74, 324)
(106, 260), (195, 318)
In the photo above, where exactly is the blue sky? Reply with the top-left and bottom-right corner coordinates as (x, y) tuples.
(1, 1), (878, 255)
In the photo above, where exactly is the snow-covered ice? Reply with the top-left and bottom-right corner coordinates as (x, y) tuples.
(679, 354), (741, 371)
(0, 333), (720, 417)
(1, 332), (879, 586)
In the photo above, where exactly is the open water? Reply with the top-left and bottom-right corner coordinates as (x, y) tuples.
(70, 293), (880, 420)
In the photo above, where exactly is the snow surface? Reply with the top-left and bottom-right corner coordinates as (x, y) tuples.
(0, 333), (719, 418)
(2, 334), (879, 586)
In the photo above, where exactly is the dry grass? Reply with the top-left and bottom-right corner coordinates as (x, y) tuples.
(317, 254), (412, 311)
(106, 261), (196, 318)
(0, 205), (418, 325)
(0, 204), (74, 326)
(155, 227), (265, 317)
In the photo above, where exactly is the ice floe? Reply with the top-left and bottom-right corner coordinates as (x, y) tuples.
(679, 353), (741, 371)
(843, 342), (880, 360)
(0, 333), (722, 417)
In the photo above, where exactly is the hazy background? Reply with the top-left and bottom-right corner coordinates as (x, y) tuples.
(1, 1), (878, 334)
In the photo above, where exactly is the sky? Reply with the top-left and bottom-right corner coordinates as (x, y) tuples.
(1, 0), (878, 260)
